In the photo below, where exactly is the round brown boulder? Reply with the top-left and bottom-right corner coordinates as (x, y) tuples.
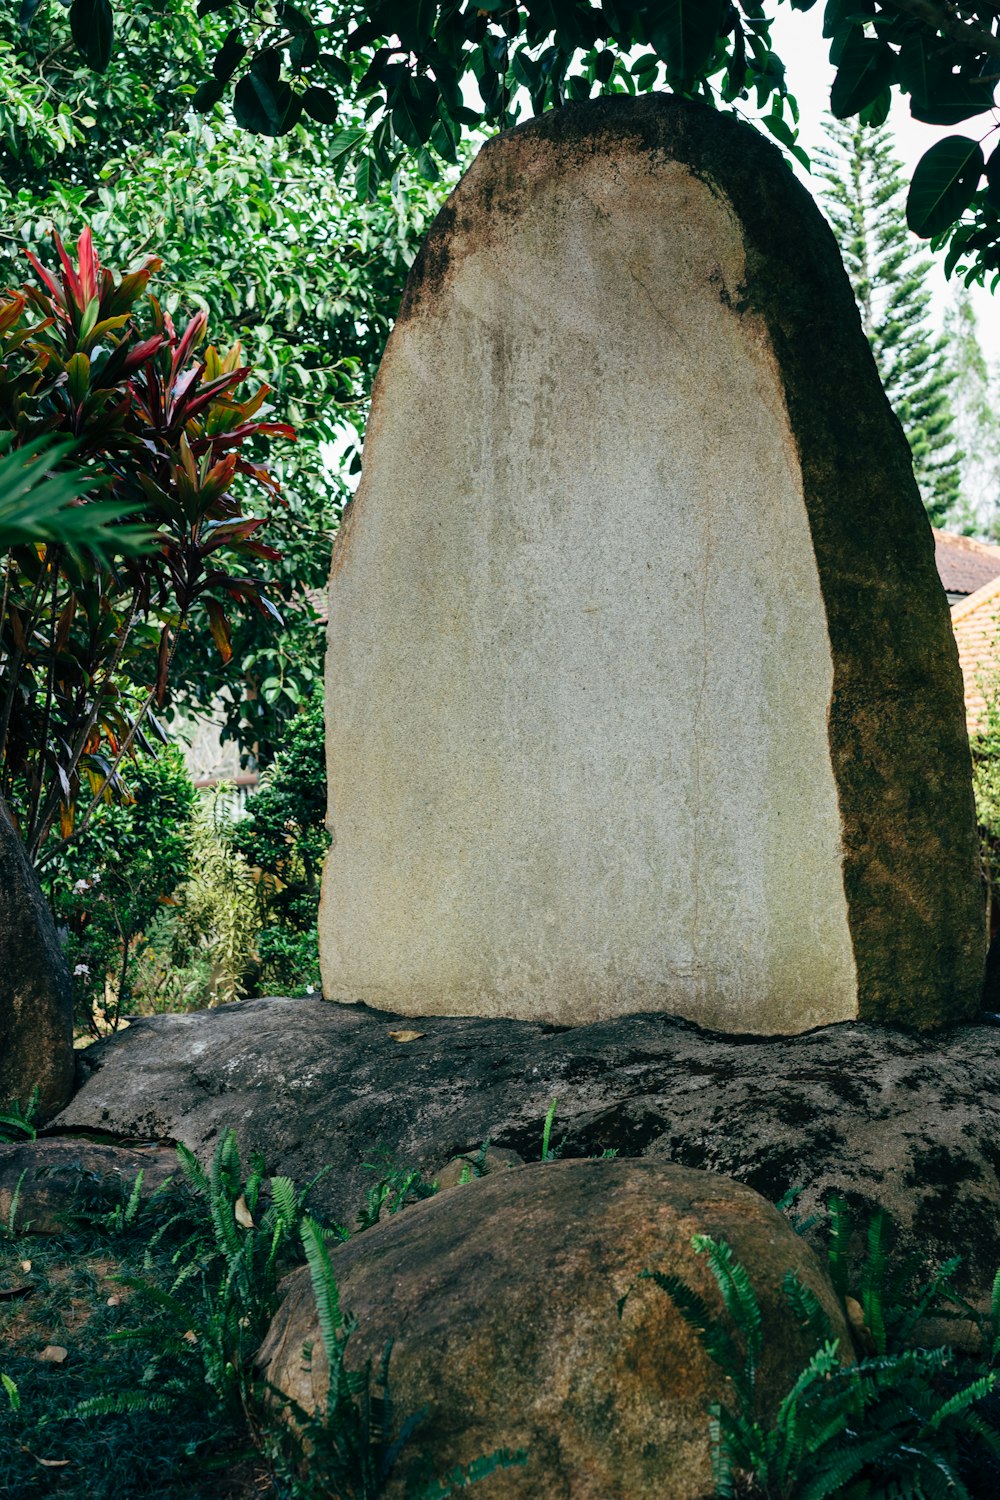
(257, 1159), (849, 1499)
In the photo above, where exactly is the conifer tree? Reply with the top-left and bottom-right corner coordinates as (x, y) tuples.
(944, 287), (1000, 540)
(818, 118), (962, 528)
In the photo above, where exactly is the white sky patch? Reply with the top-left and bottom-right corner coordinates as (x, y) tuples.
(766, 5), (1000, 360)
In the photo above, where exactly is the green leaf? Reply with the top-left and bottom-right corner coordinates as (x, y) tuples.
(830, 32), (894, 119)
(212, 28), (246, 84)
(899, 34), (997, 125)
(906, 135), (984, 238)
(858, 86), (890, 128)
(69, 0), (113, 73)
(233, 70), (301, 137)
(646, 0), (727, 85)
(354, 150), (381, 202)
(302, 86), (339, 124)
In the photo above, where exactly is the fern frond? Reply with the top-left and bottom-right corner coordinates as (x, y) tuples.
(827, 1195), (852, 1300)
(693, 1236), (762, 1397)
(301, 1213), (344, 1361)
(627, 1269), (744, 1387)
(413, 1448), (529, 1496)
(860, 1210), (891, 1354)
(782, 1270), (833, 1348)
(70, 1390), (174, 1418)
(267, 1175), (300, 1231)
(927, 1372), (997, 1429)
(175, 1141), (209, 1196)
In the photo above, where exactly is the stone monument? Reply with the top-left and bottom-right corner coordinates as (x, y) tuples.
(320, 95), (984, 1033)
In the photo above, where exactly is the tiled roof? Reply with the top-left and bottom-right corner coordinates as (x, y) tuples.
(933, 528), (1000, 598)
(950, 575), (1000, 733)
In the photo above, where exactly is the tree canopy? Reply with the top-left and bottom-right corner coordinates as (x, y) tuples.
(25, 0), (1000, 286)
(2, 0), (448, 761)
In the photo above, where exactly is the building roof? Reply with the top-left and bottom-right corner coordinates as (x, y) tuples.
(950, 574), (1000, 733)
(933, 528), (1000, 600)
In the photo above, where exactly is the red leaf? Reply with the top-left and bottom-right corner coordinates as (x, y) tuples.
(24, 248), (64, 306)
(170, 311), (208, 383)
(119, 334), (166, 376)
(155, 626), (172, 705)
(53, 232), (83, 309)
(76, 227), (99, 305)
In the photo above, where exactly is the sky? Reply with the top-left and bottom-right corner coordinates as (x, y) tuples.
(765, 4), (1000, 362)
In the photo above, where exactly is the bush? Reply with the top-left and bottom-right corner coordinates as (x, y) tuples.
(0, 228), (289, 864)
(42, 745), (196, 1035)
(231, 694), (329, 995)
(135, 787), (261, 1012)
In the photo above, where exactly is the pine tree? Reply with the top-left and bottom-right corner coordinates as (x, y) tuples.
(943, 287), (1000, 540)
(818, 118), (963, 527)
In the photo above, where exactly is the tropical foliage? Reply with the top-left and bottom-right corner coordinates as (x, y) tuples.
(33, 1), (1000, 285)
(231, 692), (328, 995)
(0, 228), (289, 864)
(1, 0), (452, 762)
(43, 745), (197, 1035)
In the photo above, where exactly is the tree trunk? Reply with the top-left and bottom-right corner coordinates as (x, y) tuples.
(0, 796), (75, 1121)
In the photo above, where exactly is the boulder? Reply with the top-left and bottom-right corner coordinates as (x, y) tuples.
(257, 1159), (850, 1500)
(0, 1137), (177, 1235)
(0, 800), (75, 1121)
(51, 996), (1000, 1301)
(320, 93), (982, 1033)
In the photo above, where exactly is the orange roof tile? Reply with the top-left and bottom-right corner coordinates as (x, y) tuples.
(951, 574), (1000, 733)
(933, 528), (1000, 597)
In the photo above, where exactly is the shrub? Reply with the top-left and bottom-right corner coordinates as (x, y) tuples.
(0, 228), (290, 863)
(135, 786), (260, 1011)
(42, 744), (196, 1035)
(231, 693), (329, 995)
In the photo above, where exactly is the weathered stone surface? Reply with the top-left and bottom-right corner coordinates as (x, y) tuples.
(259, 1160), (849, 1500)
(0, 1137), (177, 1234)
(0, 801), (75, 1121)
(320, 94), (982, 1034)
(51, 996), (1000, 1300)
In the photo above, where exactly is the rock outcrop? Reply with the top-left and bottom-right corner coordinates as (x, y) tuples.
(52, 996), (1000, 1301)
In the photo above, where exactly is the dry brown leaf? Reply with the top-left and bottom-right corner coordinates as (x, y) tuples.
(234, 1194), (255, 1229)
(20, 1260), (31, 1273)
(388, 1029), (427, 1043)
(22, 1451), (70, 1469)
(106, 1294), (122, 1307)
(183, 1330), (198, 1345)
(37, 1346), (67, 1364)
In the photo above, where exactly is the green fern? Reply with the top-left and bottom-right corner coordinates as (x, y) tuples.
(826, 1193), (852, 1301)
(630, 1233), (1000, 1499)
(540, 1097), (561, 1161)
(859, 1210), (891, 1355)
(0, 1086), (39, 1144)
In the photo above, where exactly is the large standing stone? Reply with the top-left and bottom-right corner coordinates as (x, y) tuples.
(257, 1160), (851, 1500)
(0, 800), (75, 1120)
(321, 95), (983, 1033)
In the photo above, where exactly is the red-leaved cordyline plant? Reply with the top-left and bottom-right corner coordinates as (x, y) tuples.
(0, 227), (294, 863)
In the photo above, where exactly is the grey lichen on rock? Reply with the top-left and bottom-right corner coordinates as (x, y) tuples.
(0, 801), (75, 1120)
(321, 94), (984, 1033)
